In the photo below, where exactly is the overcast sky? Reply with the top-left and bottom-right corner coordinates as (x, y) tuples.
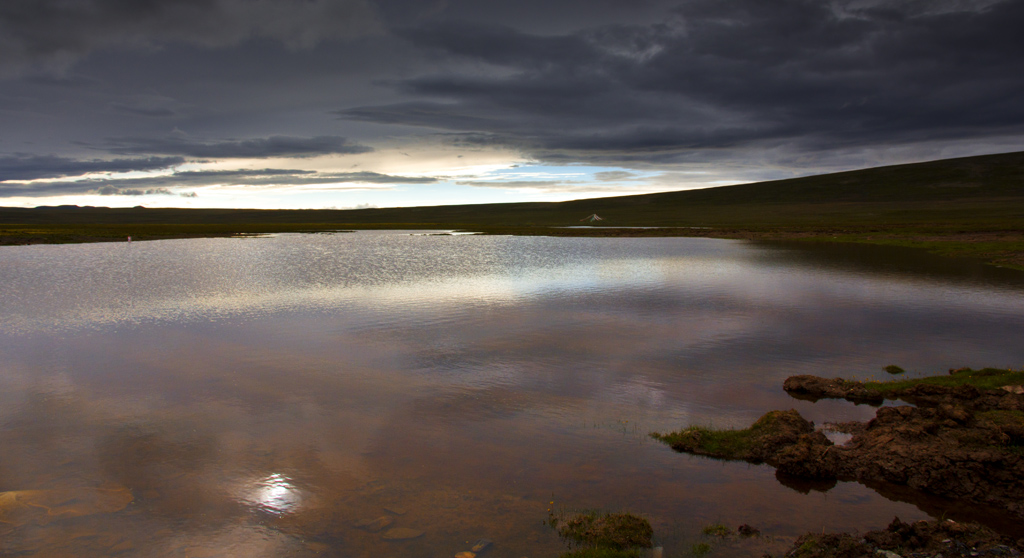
(2, 0), (1023, 209)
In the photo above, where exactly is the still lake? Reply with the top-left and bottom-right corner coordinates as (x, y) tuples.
(2, 231), (1023, 557)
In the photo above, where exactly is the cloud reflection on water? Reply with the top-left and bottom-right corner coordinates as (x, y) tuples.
(1, 233), (1024, 556)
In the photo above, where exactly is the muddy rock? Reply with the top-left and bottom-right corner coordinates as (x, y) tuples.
(783, 517), (1024, 558)
(753, 410), (818, 456)
(783, 376), (884, 403)
(770, 375), (1024, 517)
(774, 431), (838, 479)
(738, 524), (760, 537)
(662, 371), (1024, 520)
(661, 403), (1024, 518)
(847, 404), (1023, 516)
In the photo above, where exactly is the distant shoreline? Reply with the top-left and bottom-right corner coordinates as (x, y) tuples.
(4, 150), (1023, 268)
(2, 224), (1022, 271)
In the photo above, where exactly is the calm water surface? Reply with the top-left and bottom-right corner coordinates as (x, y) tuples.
(2, 232), (1024, 557)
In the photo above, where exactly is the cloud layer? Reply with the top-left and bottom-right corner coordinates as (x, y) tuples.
(0, 155), (184, 181)
(338, 0), (1024, 165)
(0, 0), (381, 72)
(101, 135), (374, 159)
(2, 0), (1023, 204)
(0, 167), (436, 197)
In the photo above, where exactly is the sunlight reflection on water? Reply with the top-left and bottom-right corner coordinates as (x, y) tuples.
(242, 473), (303, 515)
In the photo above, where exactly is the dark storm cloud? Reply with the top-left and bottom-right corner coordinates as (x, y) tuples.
(0, 168), (436, 197)
(316, 171), (437, 184)
(93, 186), (175, 196)
(0, 154), (184, 181)
(108, 104), (177, 118)
(153, 169), (435, 185)
(593, 171), (639, 182)
(338, 0), (1024, 165)
(0, 0), (380, 73)
(4, 0), (1023, 195)
(375, 0), (679, 32)
(101, 135), (374, 158)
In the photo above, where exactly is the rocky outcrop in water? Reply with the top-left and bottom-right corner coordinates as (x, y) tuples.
(656, 372), (1024, 519)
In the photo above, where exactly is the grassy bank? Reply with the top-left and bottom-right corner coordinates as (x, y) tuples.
(863, 367), (1024, 394)
(650, 409), (812, 462)
(3, 151), (1023, 267)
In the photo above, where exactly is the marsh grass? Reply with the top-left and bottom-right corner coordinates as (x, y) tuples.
(690, 542), (713, 556)
(652, 426), (757, 457)
(651, 410), (802, 460)
(550, 509), (653, 558)
(556, 511), (653, 550)
(700, 524), (731, 538)
(863, 367), (1024, 393)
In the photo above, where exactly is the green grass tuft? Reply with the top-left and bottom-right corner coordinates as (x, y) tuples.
(701, 523), (731, 537)
(652, 425), (758, 457)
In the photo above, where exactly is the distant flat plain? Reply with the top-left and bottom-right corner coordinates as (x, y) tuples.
(3, 151), (1023, 269)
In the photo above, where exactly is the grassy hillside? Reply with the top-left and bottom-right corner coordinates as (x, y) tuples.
(2, 150), (1023, 267)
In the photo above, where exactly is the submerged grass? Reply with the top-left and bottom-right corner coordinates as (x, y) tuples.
(551, 509), (653, 558)
(556, 511), (653, 550)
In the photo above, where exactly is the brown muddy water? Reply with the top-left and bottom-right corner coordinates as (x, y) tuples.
(2, 231), (1023, 558)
